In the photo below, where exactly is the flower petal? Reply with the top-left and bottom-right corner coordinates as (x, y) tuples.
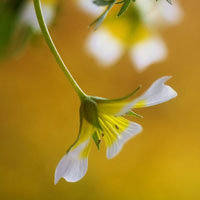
(97, 101), (128, 116)
(130, 36), (167, 72)
(155, 0), (183, 26)
(55, 118), (94, 183)
(77, 0), (103, 16)
(54, 139), (92, 183)
(117, 76), (177, 115)
(99, 115), (142, 159)
(97, 76), (177, 116)
(136, 0), (183, 28)
(107, 122), (142, 159)
(95, 86), (141, 116)
(86, 29), (124, 66)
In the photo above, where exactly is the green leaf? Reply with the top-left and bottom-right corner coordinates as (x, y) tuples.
(91, 0), (172, 29)
(93, 0), (112, 6)
(117, 0), (132, 17)
(90, 0), (116, 30)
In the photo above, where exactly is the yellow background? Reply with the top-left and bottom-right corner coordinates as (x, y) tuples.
(0, 0), (200, 199)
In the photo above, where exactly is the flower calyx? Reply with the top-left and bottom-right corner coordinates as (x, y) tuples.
(80, 97), (101, 129)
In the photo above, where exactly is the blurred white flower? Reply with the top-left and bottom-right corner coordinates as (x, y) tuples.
(129, 36), (167, 71)
(77, 0), (103, 16)
(78, 0), (183, 72)
(19, 0), (57, 33)
(86, 28), (124, 66)
(137, 0), (183, 28)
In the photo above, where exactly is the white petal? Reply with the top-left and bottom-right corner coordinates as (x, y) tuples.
(117, 76), (177, 116)
(154, 0), (183, 26)
(54, 140), (89, 184)
(86, 29), (124, 67)
(107, 122), (142, 159)
(19, 1), (56, 33)
(133, 76), (177, 107)
(130, 37), (167, 72)
(136, 0), (183, 28)
(135, 0), (155, 16)
(77, 0), (103, 17)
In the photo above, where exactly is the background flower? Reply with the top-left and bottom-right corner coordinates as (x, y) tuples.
(78, 0), (183, 72)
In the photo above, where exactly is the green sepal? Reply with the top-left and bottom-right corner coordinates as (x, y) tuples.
(92, 85), (141, 103)
(117, 0), (132, 17)
(65, 109), (84, 154)
(92, 132), (101, 150)
(126, 111), (143, 118)
(93, 0), (112, 6)
(81, 98), (102, 129)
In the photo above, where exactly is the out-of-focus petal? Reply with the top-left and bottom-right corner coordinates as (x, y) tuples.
(77, 0), (103, 16)
(156, 0), (183, 25)
(130, 36), (167, 72)
(86, 29), (124, 67)
(136, 0), (183, 28)
(19, 1), (56, 33)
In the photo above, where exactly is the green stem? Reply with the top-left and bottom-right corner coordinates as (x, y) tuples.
(33, 0), (87, 100)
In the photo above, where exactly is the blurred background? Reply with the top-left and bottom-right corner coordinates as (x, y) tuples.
(0, 0), (200, 199)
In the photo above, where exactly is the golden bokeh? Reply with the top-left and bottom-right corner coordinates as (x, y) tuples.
(0, 0), (200, 199)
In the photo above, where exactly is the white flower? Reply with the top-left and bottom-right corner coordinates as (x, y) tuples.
(55, 76), (177, 183)
(78, 0), (183, 72)
(137, 0), (183, 28)
(86, 28), (124, 66)
(129, 36), (167, 71)
(87, 29), (167, 72)
(19, 0), (57, 33)
(77, 0), (103, 16)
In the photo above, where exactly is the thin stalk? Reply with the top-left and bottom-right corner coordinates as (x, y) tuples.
(33, 0), (87, 100)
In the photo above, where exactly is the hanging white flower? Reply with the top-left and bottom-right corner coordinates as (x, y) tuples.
(55, 76), (177, 183)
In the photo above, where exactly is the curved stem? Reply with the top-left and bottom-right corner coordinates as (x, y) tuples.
(33, 0), (87, 100)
